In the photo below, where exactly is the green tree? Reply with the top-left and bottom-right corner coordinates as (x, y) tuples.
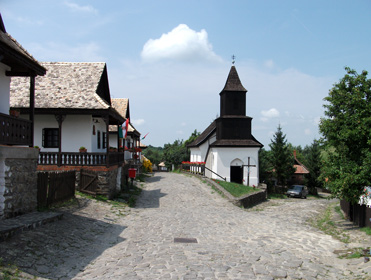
(304, 140), (322, 195)
(142, 145), (163, 165)
(162, 130), (201, 170)
(163, 139), (188, 169)
(258, 148), (272, 185)
(319, 67), (371, 203)
(269, 125), (295, 186)
(184, 129), (200, 159)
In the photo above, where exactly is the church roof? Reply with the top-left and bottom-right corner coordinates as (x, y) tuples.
(211, 138), (263, 148)
(187, 121), (216, 147)
(220, 65), (247, 93)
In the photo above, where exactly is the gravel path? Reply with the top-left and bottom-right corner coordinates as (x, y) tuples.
(1, 172), (371, 279)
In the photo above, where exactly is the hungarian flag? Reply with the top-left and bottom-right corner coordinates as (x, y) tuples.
(120, 118), (129, 139)
(142, 132), (149, 140)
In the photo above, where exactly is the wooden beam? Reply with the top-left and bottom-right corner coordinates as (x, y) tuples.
(29, 75), (35, 147)
(6, 71), (32, 77)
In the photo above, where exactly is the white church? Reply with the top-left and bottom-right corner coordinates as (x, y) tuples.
(188, 65), (263, 186)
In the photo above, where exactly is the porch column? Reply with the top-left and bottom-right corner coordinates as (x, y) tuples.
(103, 115), (110, 167)
(29, 74), (36, 147)
(55, 114), (66, 166)
(117, 122), (120, 150)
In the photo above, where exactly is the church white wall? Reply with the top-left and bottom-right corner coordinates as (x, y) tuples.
(214, 147), (260, 186)
(0, 63), (11, 115)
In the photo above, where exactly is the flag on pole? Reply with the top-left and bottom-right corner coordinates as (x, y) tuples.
(121, 118), (129, 139)
(142, 132), (149, 140)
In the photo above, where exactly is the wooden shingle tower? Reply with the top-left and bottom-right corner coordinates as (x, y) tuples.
(188, 65), (263, 185)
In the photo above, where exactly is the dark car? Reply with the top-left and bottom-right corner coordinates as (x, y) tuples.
(286, 185), (308, 199)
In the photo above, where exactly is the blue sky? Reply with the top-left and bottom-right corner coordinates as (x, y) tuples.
(2, 0), (371, 148)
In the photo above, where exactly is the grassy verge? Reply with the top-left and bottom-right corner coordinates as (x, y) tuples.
(0, 258), (35, 280)
(311, 202), (350, 243)
(360, 227), (371, 235)
(212, 180), (259, 197)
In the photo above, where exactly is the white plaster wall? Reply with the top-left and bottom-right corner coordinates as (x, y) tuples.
(32, 114), (107, 153)
(109, 133), (118, 148)
(91, 117), (107, 153)
(0, 63), (11, 114)
(214, 147), (260, 186)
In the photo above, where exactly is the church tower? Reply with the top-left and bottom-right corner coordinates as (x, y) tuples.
(188, 64), (263, 185)
(216, 66), (253, 141)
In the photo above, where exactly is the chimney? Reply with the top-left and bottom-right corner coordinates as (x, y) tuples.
(293, 150), (297, 158)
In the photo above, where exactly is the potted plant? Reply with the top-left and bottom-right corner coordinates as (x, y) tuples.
(34, 146), (40, 151)
(79, 146), (87, 153)
(9, 109), (20, 118)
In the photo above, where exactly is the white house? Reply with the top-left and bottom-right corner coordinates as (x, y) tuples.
(10, 62), (125, 166)
(109, 98), (142, 162)
(188, 66), (263, 186)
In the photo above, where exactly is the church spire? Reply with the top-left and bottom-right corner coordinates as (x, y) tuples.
(221, 65), (247, 92)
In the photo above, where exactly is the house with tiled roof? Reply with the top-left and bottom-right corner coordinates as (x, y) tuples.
(10, 62), (125, 162)
(10, 61), (129, 198)
(109, 98), (142, 166)
(0, 13), (46, 219)
(290, 150), (309, 185)
(188, 65), (263, 186)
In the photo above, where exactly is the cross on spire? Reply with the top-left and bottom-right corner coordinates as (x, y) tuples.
(232, 55), (236, 65)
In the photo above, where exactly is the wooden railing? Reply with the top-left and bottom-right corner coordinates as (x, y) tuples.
(38, 151), (126, 167)
(0, 113), (32, 146)
(181, 163), (226, 181)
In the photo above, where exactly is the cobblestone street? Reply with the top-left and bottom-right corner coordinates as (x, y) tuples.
(1, 172), (371, 279)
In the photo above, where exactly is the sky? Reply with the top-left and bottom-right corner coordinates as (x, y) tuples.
(1, 0), (371, 149)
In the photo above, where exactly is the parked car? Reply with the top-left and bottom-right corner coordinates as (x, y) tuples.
(286, 185), (308, 199)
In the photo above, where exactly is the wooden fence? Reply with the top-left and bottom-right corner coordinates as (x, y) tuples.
(37, 171), (76, 208)
(340, 200), (371, 228)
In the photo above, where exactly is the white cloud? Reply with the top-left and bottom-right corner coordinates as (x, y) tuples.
(304, 128), (311, 135)
(264, 59), (275, 69)
(132, 119), (145, 126)
(141, 24), (222, 63)
(260, 108), (280, 122)
(64, 1), (98, 14)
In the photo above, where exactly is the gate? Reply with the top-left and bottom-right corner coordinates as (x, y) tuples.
(37, 171), (76, 208)
(80, 169), (98, 195)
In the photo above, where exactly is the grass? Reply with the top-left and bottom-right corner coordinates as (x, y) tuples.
(212, 180), (259, 197)
(360, 227), (371, 235)
(311, 202), (350, 243)
(334, 205), (345, 219)
(336, 248), (368, 259)
(0, 258), (35, 280)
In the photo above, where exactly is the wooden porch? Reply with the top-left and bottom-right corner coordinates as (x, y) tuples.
(0, 113), (32, 146)
(38, 151), (142, 167)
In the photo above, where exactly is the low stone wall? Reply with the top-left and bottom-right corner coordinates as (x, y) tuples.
(0, 146), (39, 220)
(183, 172), (267, 208)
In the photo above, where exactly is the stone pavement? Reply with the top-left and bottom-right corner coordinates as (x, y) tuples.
(1, 172), (371, 279)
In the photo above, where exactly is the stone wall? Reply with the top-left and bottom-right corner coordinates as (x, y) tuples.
(185, 172), (267, 208)
(0, 146), (39, 220)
